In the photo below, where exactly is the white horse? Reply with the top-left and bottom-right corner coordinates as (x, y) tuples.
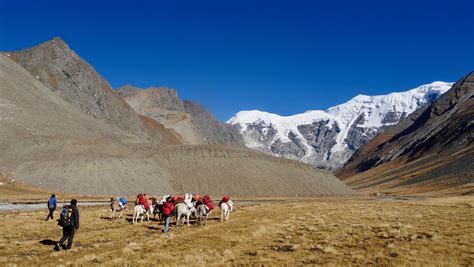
(175, 202), (196, 227)
(219, 200), (233, 222)
(132, 204), (154, 224)
(196, 204), (210, 226)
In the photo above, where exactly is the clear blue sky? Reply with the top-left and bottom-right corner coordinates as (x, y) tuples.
(1, 0), (473, 121)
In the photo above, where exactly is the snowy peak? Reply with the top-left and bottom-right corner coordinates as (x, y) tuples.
(227, 81), (453, 169)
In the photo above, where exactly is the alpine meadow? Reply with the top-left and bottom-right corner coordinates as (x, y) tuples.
(0, 1), (472, 266)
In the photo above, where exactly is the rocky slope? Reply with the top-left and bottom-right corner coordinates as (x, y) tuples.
(0, 54), (352, 196)
(228, 82), (452, 169)
(2, 37), (162, 141)
(118, 85), (244, 145)
(337, 72), (473, 194)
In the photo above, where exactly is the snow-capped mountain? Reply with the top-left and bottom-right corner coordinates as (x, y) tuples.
(227, 81), (453, 169)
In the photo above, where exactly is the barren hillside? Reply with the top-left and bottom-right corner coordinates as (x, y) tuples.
(0, 54), (352, 197)
(118, 85), (244, 145)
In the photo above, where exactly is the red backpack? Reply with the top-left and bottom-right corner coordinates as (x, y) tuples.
(202, 195), (214, 210)
(162, 202), (174, 216)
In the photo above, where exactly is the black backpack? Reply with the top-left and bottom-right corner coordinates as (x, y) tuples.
(58, 205), (73, 227)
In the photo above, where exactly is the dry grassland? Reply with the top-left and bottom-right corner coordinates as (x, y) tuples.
(0, 196), (473, 266)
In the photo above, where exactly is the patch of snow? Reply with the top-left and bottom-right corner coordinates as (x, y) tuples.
(227, 81), (453, 168)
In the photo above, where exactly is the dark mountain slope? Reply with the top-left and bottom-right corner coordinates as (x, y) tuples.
(337, 72), (474, 195)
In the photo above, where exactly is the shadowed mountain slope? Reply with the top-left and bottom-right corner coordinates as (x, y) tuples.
(337, 72), (474, 195)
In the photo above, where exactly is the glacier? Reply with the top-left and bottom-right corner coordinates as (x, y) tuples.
(227, 81), (453, 169)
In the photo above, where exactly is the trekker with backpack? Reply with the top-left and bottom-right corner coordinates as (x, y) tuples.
(46, 194), (57, 221)
(162, 196), (175, 233)
(54, 199), (80, 251)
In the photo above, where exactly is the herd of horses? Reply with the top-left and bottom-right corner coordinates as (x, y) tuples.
(109, 194), (234, 227)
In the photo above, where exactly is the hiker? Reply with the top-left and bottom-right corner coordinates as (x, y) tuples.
(46, 194), (57, 221)
(162, 196), (175, 233)
(55, 199), (79, 251)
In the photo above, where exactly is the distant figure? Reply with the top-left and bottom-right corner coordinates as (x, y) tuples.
(162, 196), (175, 233)
(54, 199), (79, 251)
(46, 194), (57, 221)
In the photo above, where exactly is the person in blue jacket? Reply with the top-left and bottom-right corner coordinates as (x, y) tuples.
(46, 194), (57, 221)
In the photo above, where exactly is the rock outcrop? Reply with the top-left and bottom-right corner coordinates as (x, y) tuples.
(118, 85), (244, 145)
(3, 37), (158, 140)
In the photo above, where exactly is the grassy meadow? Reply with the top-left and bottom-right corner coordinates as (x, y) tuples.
(0, 196), (473, 266)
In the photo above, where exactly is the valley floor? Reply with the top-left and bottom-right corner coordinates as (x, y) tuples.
(0, 196), (473, 266)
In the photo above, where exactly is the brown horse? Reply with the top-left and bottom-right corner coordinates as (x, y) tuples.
(110, 198), (124, 220)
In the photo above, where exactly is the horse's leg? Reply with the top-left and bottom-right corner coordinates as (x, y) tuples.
(186, 212), (190, 227)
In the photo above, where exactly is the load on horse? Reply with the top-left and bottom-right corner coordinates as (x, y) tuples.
(219, 195), (234, 222)
(201, 195), (214, 211)
(110, 197), (126, 220)
(136, 194), (150, 211)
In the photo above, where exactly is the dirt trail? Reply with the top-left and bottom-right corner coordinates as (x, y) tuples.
(0, 197), (472, 265)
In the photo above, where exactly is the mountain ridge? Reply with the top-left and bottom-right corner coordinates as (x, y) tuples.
(118, 84), (244, 145)
(1, 37), (161, 140)
(228, 81), (453, 169)
(336, 71), (473, 195)
(0, 51), (353, 197)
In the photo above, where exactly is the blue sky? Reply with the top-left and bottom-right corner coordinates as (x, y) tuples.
(1, 0), (473, 121)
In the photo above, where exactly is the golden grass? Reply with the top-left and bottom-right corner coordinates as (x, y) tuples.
(0, 196), (473, 266)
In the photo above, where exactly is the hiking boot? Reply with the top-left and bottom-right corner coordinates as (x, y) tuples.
(61, 244), (67, 250)
(54, 245), (60, 251)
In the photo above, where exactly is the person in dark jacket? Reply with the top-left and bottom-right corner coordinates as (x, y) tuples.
(55, 199), (79, 251)
(46, 194), (57, 221)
